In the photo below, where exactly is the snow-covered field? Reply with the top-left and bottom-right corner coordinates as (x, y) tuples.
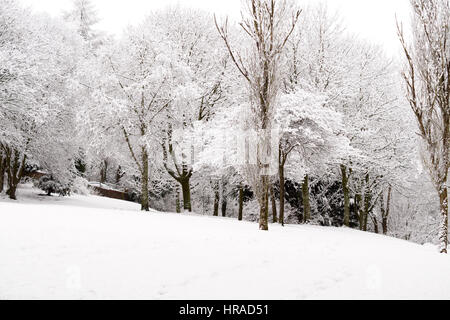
(1, 184), (450, 300)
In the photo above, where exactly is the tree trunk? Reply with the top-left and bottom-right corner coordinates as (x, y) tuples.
(363, 205), (369, 231)
(0, 156), (5, 193)
(238, 185), (244, 221)
(302, 175), (311, 223)
(162, 123), (194, 213)
(438, 184), (448, 254)
(221, 179), (227, 217)
(221, 195), (227, 217)
(259, 175), (269, 231)
(180, 178), (192, 212)
(279, 164), (285, 226)
(341, 165), (350, 227)
(382, 215), (388, 235)
(355, 193), (363, 230)
(382, 186), (392, 235)
(363, 174), (371, 232)
(213, 181), (220, 216)
(141, 148), (150, 211)
(380, 192), (386, 233)
(8, 184), (17, 200)
(270, 184), (277, 223)
(100, 159), (108, 184)
(6, 149), (26, 201)
(371, 215), (379, 234)
(176, 189), (181, 213)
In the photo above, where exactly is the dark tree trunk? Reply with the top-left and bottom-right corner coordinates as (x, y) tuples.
(372, 216), (379, 234)
(180, 177), (192, 212)
(6, 149), (26, 201)
(302, 175), (311, 223)
(279, 164), (285, 226)
(221, 195), (227, 217)
(0, 156), (6, 193)
(341, 165), (350, 227)
(8, 185), (17, 200)
(100, 159), (108, 184)
(382, 215), (388, 235)
(380, 193), (386, 233)
(259, 175), (269, 231)
(176, 189), (181, 213)
(439, 184), (448, 254)
(355, 193), (364, 230)
(238, 185), (244, 221)
(362, 207), (368, 231)
(363, 174), (371, 232)
(221, 179), (227, 217)
(382, 186), (392, 235)
(213, 181), (220, 216)
(141, 148), (150, 212)
(270, 184), (277, 223)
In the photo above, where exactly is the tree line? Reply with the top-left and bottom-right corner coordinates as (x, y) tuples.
(0, 0), (448, 252)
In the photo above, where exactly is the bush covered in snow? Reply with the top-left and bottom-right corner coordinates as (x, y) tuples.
(35, 176), (71, 197)
(71, 176), (90, 196)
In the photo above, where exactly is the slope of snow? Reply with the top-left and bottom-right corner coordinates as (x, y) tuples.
(1, 184), (450, 300)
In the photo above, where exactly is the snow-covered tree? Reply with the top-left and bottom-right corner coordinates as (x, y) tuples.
(398, 0), (450, 253)
(275, 88), (349, 225)
(0, 0), (83, 199)
(215, 0), (301, 230)
(149, 7), (230, 212)
(64, 0), (100, 43)
(1, 0), (446, 254)
(85, 17), (200, 211)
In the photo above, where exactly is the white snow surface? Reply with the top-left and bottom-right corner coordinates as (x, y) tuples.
(1, 184), (450, 300)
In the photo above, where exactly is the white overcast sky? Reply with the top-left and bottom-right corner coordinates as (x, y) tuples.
(18, 0), (412, 56)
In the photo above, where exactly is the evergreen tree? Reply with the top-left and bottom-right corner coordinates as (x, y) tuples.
(64, 0), (100, 42)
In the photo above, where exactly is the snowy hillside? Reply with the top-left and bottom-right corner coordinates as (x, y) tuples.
(1, 185), (450, 300)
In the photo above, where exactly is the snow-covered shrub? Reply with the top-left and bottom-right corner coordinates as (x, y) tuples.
(284, 202), (302, 225)
(71, 176), (90, 195)
(243, 199), (260, 222)
(36, 176), (70, 196)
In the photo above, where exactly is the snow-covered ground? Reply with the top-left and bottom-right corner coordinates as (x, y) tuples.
(1, 184), (450, 300)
